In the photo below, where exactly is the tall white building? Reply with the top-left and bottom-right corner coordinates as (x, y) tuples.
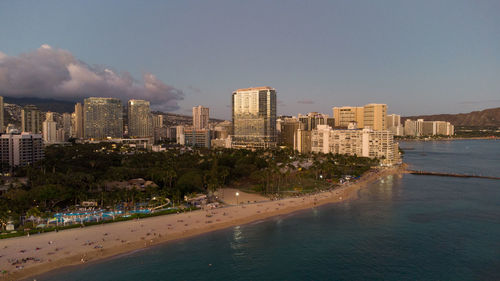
(42, 112), (57, 144)
(128, 99), (152, 138)
(192, 106), (209, 130)
(232, 87), (277, 148)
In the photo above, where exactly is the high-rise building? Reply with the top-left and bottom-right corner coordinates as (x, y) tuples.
(232, 86), (277, 149)
(184, 128), (211, 148)
(152, 114), (167, 142)
(294, 129), (312, 153)
(0, 96), (4, 133)
(422, 121), (437, 136)
(404, 119), (425, 136)
(310, 125), (400, 166)
(387, 114), (404, 136)
(386, 114), (401, 128)
(363, 104), (387, 131)
(279, 117), (301, 147)
(176, 125), (185, 145)
(128, 99), (152, 138)
(73, 103), (84, 139)
(42, 112), (57, 144)
(152, 114), (164, 129)
(298, 112), (329, 131)
(192, 106), (209, 130)
(84, 97), (123, 139)
(333, 104), (387, 130)
(0, 132), (44, 168)
(21, 105), (42, 133)
(333, 106), (364, 128)
(62, 113), (72, 140)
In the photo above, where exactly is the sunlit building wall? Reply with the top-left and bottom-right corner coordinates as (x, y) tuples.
(128, 99), (152, 138)
(232, 87), (277, 149)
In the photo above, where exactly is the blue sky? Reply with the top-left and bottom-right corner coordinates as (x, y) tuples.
(1, 0), (499, 119)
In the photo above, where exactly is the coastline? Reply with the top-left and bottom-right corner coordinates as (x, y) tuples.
(1, 165), (404, 281)
(398, 136), (498, 142)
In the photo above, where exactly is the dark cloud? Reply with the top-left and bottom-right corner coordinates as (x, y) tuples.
(0, 45), (183, 111)
(297, 99), (314, 104)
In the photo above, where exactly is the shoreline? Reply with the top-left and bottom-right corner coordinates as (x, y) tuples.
(397, 137), (498, 142)
(1, 166), (404, 281)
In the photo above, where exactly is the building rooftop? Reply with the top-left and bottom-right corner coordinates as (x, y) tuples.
(234, 86), (274, 92)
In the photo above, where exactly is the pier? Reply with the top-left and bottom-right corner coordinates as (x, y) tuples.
(407, 170), (500, 180)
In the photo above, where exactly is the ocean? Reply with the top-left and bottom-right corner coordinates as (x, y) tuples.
(38, 140), (500, 281)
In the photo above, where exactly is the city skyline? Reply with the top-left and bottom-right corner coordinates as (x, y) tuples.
(1, 1), (499, 119)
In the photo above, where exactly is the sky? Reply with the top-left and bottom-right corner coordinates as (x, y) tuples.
(0, 0), (499, 119)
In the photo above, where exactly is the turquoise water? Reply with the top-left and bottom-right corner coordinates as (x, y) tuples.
(38, 140), (500, 280)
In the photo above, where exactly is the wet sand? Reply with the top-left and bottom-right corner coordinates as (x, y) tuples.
(0, 166), (404, 281)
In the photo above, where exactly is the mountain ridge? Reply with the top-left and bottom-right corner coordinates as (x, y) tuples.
(403, 107), (500, 127)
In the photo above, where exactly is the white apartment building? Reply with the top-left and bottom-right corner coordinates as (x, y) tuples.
(0, 132), (44, 167)
(310, 125), (400, 165)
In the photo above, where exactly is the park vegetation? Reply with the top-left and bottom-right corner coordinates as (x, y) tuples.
(0, 143), (378, 230)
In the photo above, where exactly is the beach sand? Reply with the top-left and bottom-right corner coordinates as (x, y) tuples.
(0, 166), (404, 281)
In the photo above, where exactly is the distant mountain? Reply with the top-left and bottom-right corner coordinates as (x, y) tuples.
(403, 107), (500, 127)
(3, 97), (76, 113)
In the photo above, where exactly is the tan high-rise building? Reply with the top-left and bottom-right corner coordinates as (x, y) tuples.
(73, 103), (84, 139)
(128, 99), (152, 138)
(21, 105), (42, 133)
(84, 97), (123, 139)
(333, 104), (387, 131)
(192, 106), (209, 130)
(152, 114), (164, 129)
(386, 114), (401, 128)
(333, 106), (364, 128)
(42, 112), (57, 144)
(0, 96), (4, 133)
(363, 104), (387, 131)
(232, 87), (277, 148)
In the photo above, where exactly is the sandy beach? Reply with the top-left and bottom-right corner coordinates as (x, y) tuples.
(0, 166), (404, 281)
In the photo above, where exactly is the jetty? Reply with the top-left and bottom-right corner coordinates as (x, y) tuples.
(407, 170), (500, 180)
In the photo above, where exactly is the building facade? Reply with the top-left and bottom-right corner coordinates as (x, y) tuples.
(184, 128), (211, 148)
(42, 113), (57, 144)
(310, 125), (400, 165)
(0, 132), (44, 168)
(84, 97), (123, 139)
(232, 87), (277, 149)
(21, 105), (42, 133)
(363, 104), (387, 131)
(192, 106), (209, 130)
(72, 102), (84, 139)
(333, 106), (364, 128)
(128, 99), (152, 138)
(0, 96), (3, 133)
